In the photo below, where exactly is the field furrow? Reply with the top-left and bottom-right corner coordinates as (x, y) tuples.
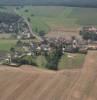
(0, 51), (97, 100)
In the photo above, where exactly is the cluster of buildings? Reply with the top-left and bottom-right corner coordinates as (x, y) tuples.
(13, 34), (97, 58)
(3, 31), (97, 63)
(0, 22), (17, 33)
(1, 26), (97, 65)
(80, 26), (97, 33)
(11, 36), (87, 58)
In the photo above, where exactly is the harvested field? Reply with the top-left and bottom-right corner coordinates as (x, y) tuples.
(0, 51), (97, 100)
(46, 27), (80, 38)
(67, 51), (97, 100)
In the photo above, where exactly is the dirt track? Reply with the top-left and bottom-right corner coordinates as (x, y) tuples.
(0, 51), (97, 100)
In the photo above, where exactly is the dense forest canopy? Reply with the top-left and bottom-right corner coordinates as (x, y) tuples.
(0, 0), (97, 7)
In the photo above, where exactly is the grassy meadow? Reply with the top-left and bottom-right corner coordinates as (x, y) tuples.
(58, 53), (86, 69)
(15, 6), (97, 33)
(35, 53), (86, 70)
(0, 6), (97, 34)
(0, 39), (17, 51)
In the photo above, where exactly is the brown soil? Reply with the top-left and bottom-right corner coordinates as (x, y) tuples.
(0, 51), (97, 100)
(46, 27), (80, 38)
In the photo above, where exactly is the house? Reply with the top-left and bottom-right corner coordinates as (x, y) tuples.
(81, 26), (97, 33)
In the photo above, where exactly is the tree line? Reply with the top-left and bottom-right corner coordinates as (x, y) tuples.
(0, 12), (21, 23)
(0, 0), (97, 7)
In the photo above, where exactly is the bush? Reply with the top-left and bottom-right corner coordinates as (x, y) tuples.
(19, 55), (37, 66)
(39, 30), (46, 36)
(31, 14), (34, 17)
(27, 17), (31, 22)
(80, 31), (97, 40)
(24, 9), (29, 12)
(45, 48), (62, 70)
(16, 40), (23, 47)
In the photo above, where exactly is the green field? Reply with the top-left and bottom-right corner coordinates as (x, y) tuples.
(0, 39), (17, 51)
(36, 55), (47, 68)
(1, 6), (97, 34)
(15, 6), (97, 33)
(58, 53), (85, 69)
(35, 53), (86, 70)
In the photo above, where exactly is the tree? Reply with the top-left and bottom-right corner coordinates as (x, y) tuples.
(45, 47), (62, 70)
(19, 55), (37, 66)
(24, 9), (29, 13)
(39, 30), (46, 36)
(27, 17), (31, 22)
(16, 40), (23, 47)
(16, 7), (20, 10)
(10, 47), (15, 53)
(80, 31), (97, 41)
(31, 14), (34, 17)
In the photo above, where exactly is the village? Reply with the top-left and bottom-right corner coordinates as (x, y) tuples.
(0, 25), (97, 67)
(0, 11), (97, 67)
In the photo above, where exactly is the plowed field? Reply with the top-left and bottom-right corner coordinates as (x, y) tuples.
(0, 51), (97, 100)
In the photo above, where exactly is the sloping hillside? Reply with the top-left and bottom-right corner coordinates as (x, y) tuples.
(0, 6), (97, 34)
(0, 65), (80, 100)
(67, 51), (97, 100)
(0, 51), (97, 100)
(15, 6), (97, 34)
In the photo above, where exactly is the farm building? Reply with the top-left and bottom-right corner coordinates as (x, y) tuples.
(80, 26), (97, 33)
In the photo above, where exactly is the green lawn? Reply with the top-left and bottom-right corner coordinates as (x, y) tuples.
(0, 39), (17, 51)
